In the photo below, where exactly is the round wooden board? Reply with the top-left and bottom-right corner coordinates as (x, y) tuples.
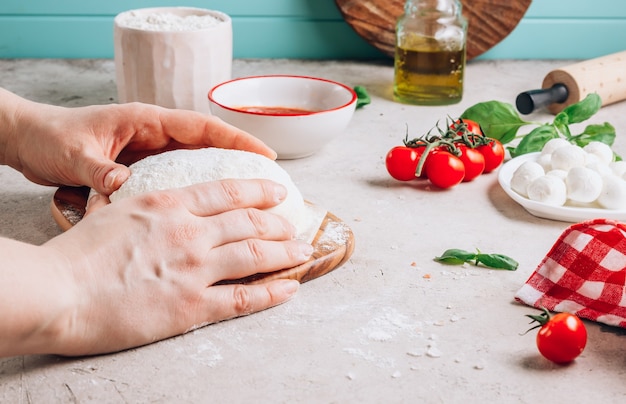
(335, 0), (532, 60)
(51, 186), (355, 285)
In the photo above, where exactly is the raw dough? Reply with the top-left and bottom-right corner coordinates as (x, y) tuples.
(110, 147), (311, 237)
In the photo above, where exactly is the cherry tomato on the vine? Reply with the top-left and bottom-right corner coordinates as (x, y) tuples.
(385, 146), (423, 181)
(477, 139), (505, 173)
(425, 151), (465, 189)
(455, 145), (485, 182)
(525, 309), (587, 364)
(451, 118), (483, 137)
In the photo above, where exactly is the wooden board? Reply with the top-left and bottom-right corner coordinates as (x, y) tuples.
(51, 186), (355, 285)
(335, 0), (532, 60)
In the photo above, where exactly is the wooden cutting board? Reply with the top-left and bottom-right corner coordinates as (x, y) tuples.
(335, 0), (532, 60)
(51, 186), (355, 285)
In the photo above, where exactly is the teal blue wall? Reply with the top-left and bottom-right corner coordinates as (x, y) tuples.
(0, 0), (625, 59)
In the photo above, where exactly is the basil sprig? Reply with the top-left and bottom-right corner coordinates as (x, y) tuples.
(434, 248), (519, 271)
(460, 93), (617, 159)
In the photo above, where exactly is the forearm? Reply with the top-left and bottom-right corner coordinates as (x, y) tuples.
(0, 237), (75, 357)
(0, 87), (34, 169)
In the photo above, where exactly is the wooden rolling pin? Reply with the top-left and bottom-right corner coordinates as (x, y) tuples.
(516, 50), (626, 115)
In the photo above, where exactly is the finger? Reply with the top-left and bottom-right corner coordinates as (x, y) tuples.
(84, 193), (111, 216)
(208, 239), (314, 282)
(158, 109), (277, 159)
(199, 279), (300, 324)
(206, 208), (297, 246)
(77, 155), (131, 195)
(176, 179), (288, 217)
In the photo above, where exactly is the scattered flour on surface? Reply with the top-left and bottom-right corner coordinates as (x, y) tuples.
(317, 221), (351, 251)
(357, 307), (420, 343)
(173, 337), (222, 367)
(342, 348), (396, 369)
(117, 11), (225, 31)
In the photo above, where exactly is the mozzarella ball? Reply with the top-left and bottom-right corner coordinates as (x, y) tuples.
(536, 153), (553, 172)
(565, 166), (603, 203)
(546, 169), (568, 181)
(551, 145), (587, 171)
(584, 141), (614, 165)
(597, 175), (626, 209)
(527, 175), (567, 206)
(541, 138), (571, 155)
(586, 156), (613, 177)
(610, 160), (626, 177)
(511, 161), (545, 198)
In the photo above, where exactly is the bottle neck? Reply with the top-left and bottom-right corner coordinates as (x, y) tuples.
(404, 0), (462, 17)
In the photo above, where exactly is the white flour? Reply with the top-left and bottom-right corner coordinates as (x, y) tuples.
(317, 221), (351, 251)
(117, 11), (225, 31)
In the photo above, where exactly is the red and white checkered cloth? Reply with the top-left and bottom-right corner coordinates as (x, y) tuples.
(515, 218), (626, 328)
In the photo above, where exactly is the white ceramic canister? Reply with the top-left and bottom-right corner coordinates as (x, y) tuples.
(114, 7), (232, 114)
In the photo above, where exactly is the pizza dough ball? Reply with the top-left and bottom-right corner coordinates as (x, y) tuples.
(110, 147), (308, 234)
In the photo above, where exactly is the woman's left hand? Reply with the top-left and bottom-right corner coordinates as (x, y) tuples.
(3, 90), (273, 195)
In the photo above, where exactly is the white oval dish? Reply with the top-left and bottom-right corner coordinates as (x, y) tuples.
(498, 152), (626, 222)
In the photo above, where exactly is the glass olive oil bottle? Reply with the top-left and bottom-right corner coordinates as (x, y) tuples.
(393, 0), (467, 105)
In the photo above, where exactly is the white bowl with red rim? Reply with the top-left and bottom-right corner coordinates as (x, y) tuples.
(208, 75), (357, 159)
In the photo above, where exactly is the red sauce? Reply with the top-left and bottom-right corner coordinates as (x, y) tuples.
(237, 106), (315, 115)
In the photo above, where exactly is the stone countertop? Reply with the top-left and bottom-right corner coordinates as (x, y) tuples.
(1, 59), (625, 403)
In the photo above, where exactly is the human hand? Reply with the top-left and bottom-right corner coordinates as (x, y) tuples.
(41, 179), (310, 356)
(3, 89), (273, 195)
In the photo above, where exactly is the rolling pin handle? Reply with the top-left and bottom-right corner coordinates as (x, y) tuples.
(515, 83), (569, 115)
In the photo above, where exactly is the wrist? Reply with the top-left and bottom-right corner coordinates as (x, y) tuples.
(0, 239), (78, 357)
(0, 88), (29, 169)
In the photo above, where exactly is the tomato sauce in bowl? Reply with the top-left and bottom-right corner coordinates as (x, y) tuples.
(236, 106), (316, 115)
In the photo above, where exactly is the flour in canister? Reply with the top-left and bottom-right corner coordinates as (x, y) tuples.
(109, 148), (312, 239)
(116, 11), (225, 31)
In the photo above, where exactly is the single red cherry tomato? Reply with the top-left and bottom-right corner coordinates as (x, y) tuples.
(451, 118), (483, 137)
(385, 146), (422, 181)
(526, 309), (587, 364)
(425, 151), (465, 189)
(456, 144), (485, 182)
(476, 139), (505, 173)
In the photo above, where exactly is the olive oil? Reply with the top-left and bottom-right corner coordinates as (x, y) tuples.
(393, 0), (467, 106)
(393, 42), (465, 105)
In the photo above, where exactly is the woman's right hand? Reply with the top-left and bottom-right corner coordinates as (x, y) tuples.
(40, 178), (311, 356)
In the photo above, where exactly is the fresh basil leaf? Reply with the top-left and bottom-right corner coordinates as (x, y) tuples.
(552, 114), (572, 138)
(354, 86), (371, 109)
(475, 253), (519, 271)
(560, 93), (602, 124)
(570, 122), (616, 147)
(509, 125), (558, 158)
(460, 101), (530, 144)
(434, 249), (476, 265)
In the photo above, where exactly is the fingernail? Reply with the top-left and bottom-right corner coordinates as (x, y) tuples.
(273, 183), (288, 203)
(104, 168), (121, 190)
(85, 193), (102, 211)
(104, 167), (128, 191)
(85, 194), (96, 211)
(299, 242), (315, 259)
(280, 279), (300, 296)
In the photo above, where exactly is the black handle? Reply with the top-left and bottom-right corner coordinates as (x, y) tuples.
(515, 84), (569, 115)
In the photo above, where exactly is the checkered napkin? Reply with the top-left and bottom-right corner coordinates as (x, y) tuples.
(515, 218), (626, 328)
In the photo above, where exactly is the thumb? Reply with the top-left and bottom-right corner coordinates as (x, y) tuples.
(82, 159), (131, 196)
